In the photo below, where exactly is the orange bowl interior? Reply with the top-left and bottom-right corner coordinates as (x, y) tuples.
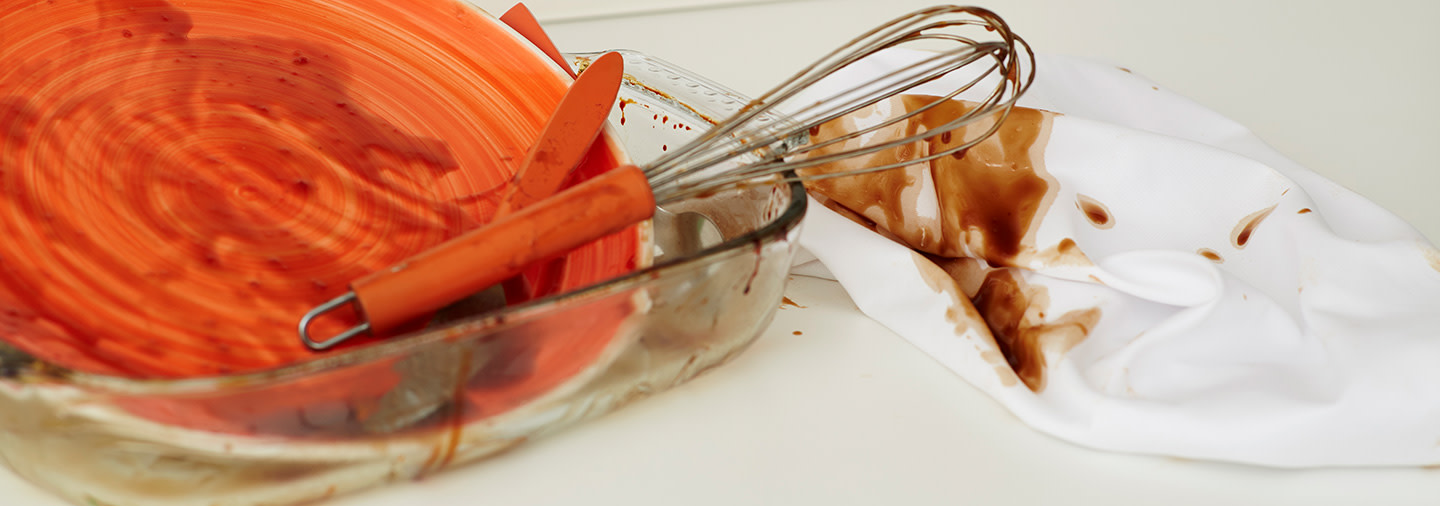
(0, 0), (642, 381)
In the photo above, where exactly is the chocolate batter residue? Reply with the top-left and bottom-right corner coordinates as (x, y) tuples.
(801, 95), (1057, 266)
(970, 269), (1100, 392)
(912, 252), (1021, 388)
(1075, 194), (1114, 229)
(1197, 248), (1224, 263)
(1033, 238), (1094, 268)
(1231, 205), (1277, 249)
(806, 96), (1103, 392)
(917, 251), (1099, 393)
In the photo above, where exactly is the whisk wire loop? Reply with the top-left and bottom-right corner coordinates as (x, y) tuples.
(644, 6), (1008, 177)
(648, 45), (997, 196)
(644, 5), (1034, 205)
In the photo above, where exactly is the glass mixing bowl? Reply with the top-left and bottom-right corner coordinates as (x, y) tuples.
(0, 50), (805, 506)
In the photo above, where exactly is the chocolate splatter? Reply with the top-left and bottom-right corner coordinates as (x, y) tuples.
(912, 252), (984, 338)
(916, 251), (1100, 392)
(1197, 248), (1224, 263)
(970, 270), (1101, 392)
(801, 96), (1057, 266)
(1075, 194), (1114, 229)
(1231, 205), (1278, 249)
(1033, 238), (1094, 268)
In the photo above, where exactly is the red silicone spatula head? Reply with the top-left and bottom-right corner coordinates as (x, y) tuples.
(500, 3), (577, 79)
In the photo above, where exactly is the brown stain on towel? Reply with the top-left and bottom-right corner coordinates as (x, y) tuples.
(801, 95), (1058, 267)
(1231, 205), (1278, 249)
(1076, 194), (1114, 229)
(808, 96), (1100, 393)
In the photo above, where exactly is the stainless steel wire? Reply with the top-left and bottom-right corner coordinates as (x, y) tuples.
(642, 5), (1034, 205)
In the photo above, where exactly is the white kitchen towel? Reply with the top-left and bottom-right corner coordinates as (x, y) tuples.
(794, 50), (1440, 467)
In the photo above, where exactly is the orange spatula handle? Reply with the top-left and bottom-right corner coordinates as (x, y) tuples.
(350, 165), (654, 335)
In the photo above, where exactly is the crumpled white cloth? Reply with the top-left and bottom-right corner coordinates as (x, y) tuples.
(793, 50), (1440, 467)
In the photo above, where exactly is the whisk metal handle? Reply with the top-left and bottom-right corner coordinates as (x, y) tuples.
(300, 166), (655, 341)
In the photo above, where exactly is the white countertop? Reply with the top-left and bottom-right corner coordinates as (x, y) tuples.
(4, 1), (1437, 504)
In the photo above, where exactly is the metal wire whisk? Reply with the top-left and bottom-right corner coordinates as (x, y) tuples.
(299, 5), (1034, 347)
(644, 4), (1034, 204)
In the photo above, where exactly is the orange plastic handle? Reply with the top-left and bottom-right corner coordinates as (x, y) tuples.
(350, 165), (655, 335)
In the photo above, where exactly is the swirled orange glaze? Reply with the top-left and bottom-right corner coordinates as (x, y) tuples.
(0, 0), (637, 378)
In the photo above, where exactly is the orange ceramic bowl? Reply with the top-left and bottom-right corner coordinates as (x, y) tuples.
(0, 0), (643, 378)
